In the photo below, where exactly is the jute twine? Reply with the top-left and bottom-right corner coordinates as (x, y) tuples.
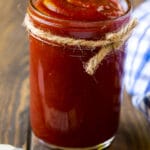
(24, 14), (138, 75)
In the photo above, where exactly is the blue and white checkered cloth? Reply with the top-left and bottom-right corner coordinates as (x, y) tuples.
(124, 1), (150, 122)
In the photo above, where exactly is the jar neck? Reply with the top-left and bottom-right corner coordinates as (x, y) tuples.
(27, 0), (132, 40)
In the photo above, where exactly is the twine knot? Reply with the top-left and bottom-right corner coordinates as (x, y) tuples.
(24, 14), (138, 75)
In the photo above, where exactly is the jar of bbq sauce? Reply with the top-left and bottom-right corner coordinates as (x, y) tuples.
(25, 0), (132, 149)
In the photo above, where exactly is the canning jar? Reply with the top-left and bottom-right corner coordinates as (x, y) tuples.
(24, 0), (134, 149)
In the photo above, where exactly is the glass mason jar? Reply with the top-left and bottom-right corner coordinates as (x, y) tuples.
(25, 0), (132, 149)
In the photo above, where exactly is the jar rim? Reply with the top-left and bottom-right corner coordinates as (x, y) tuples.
(28, 0), (132, 28)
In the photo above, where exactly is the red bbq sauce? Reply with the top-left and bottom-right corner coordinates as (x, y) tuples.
(40, 0), (124, 21)
(28, 0), (131, 148)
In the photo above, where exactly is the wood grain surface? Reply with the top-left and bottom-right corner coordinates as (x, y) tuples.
(0, 0), (150, 150)
(0, 0), (29, 147)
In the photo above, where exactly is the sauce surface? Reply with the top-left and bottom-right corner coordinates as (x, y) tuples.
(35, 0), (125, 21)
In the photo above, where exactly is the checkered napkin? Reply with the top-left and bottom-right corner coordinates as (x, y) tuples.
(124, 1), (150, 122)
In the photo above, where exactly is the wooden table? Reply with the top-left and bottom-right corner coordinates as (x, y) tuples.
(0, 0), (150, 150)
